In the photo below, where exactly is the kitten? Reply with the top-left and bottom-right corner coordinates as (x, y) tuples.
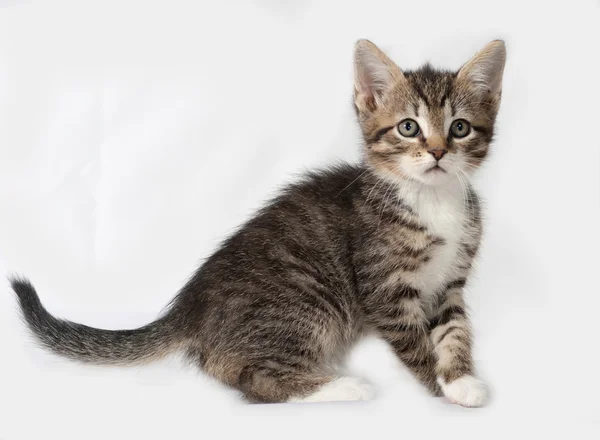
(11, 39), (506, 406)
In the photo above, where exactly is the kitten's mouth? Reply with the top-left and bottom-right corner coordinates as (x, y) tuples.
(425, 165), (447, 174)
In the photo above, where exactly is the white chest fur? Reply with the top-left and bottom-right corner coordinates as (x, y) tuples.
(398, 182), (467, 298)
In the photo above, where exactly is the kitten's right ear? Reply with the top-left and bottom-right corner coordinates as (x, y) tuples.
(354, 40), (403, 114)
(457, 40), (506, 99)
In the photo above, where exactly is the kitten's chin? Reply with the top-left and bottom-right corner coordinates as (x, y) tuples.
(405, 168), (455, 186)
(420, 172), (453, 186)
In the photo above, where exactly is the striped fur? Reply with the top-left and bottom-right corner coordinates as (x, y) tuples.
(11, 39), (505, 406)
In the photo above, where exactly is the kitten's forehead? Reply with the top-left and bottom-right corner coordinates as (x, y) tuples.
(404, 65), (457, 114)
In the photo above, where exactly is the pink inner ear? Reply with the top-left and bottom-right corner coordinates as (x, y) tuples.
(458, 42), (505, 96)
(356, 65), (393, 112)
(355, 66), (383, 112)
(355, 83), (377, 112)
(357, 61), (383, 96)
(358, 75), (374, 99)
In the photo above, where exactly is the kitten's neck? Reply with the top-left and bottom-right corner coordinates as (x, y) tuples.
(365, 167), (466, 208)
(396, 178), (465, 209)
(400, 178), (470, 236)
(362, 169), (469, 229)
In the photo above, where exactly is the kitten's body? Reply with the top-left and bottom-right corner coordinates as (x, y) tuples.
(11, 39), (505, 406)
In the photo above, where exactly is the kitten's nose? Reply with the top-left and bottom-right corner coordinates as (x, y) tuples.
(428, 149), (448, 161)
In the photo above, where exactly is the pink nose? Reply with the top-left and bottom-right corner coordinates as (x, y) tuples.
(428, 149), (448, 161)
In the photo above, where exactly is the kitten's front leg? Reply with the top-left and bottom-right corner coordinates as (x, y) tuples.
(369, 293), (442, 396)
(429, 279), (488, 407)
(380, 324), (442, 396)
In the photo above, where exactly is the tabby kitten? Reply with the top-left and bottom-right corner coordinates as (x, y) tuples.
(12, 39), (506, 406)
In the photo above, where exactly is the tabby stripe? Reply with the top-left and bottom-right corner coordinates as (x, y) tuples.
(293, 271), (342, 300)
(262, 356), (310, 372)
(451, 333), (470, 346)
(468, 149), (488, 160)
(396, 200), (416, 215)
(397, 284), (420, 299)
(440, 93), (448, 108)
(462, 245), (478, 258)
(362, 257), (422, 274)
(298, 283), (346, 319)
(430, 306), (466, 329)
(298, 288), (342, 318)
(378, 323), (422, 334)
(412, 101), (420, 116)
(413, 84), (431, 107)
(370, 208), (425, 233)
(266, 276), (345, 319)
(445, 278), (467, 291)
(436, 326), (459, 345)
(368, 126), (394, 144)
(430, 237), (446, 246)
(366, 304), (411, 321)
(440, 80), (453, 108)
(471, 125), (489, 135)
(371, 283), (421, 301)
(391, 246), (427, 259)
(390, 335), (421, 353)
(397, 217), (426, 232)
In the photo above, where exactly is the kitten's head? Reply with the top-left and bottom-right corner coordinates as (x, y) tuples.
(353, 40), (506, 186)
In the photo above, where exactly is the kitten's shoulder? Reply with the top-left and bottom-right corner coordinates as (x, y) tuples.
(284, 163), (365, 200)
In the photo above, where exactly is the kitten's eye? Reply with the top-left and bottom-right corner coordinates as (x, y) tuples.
(450, 119), (471, 138)
(398, 119), (420, 137)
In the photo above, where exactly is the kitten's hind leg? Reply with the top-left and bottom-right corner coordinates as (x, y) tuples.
(288, 376), (375, 403)
(237, 363), (374, 404)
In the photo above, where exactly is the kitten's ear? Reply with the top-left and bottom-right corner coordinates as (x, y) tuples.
(457, 40), (506, 98)
(354, 40), (404, 113)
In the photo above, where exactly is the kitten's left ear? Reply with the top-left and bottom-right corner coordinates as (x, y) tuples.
(457, 40), (506, 99)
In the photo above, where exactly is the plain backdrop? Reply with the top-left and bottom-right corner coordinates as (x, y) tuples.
(1, 0), (599, 438)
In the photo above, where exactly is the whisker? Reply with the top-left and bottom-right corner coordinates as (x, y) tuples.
(377, 179), (398, 230)
(336, 168), (370, 197)
(456, 168), (477, 224)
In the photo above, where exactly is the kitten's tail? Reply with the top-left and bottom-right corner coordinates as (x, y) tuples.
(10, 277), (181, 366)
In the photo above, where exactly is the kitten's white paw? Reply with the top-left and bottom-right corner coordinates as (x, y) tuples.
(438, 375), (488, 407)
(289, 376), (375, 403)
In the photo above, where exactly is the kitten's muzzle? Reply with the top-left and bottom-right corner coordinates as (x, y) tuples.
(427, 148), (448, 161)
(425, 165), (447, 174)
